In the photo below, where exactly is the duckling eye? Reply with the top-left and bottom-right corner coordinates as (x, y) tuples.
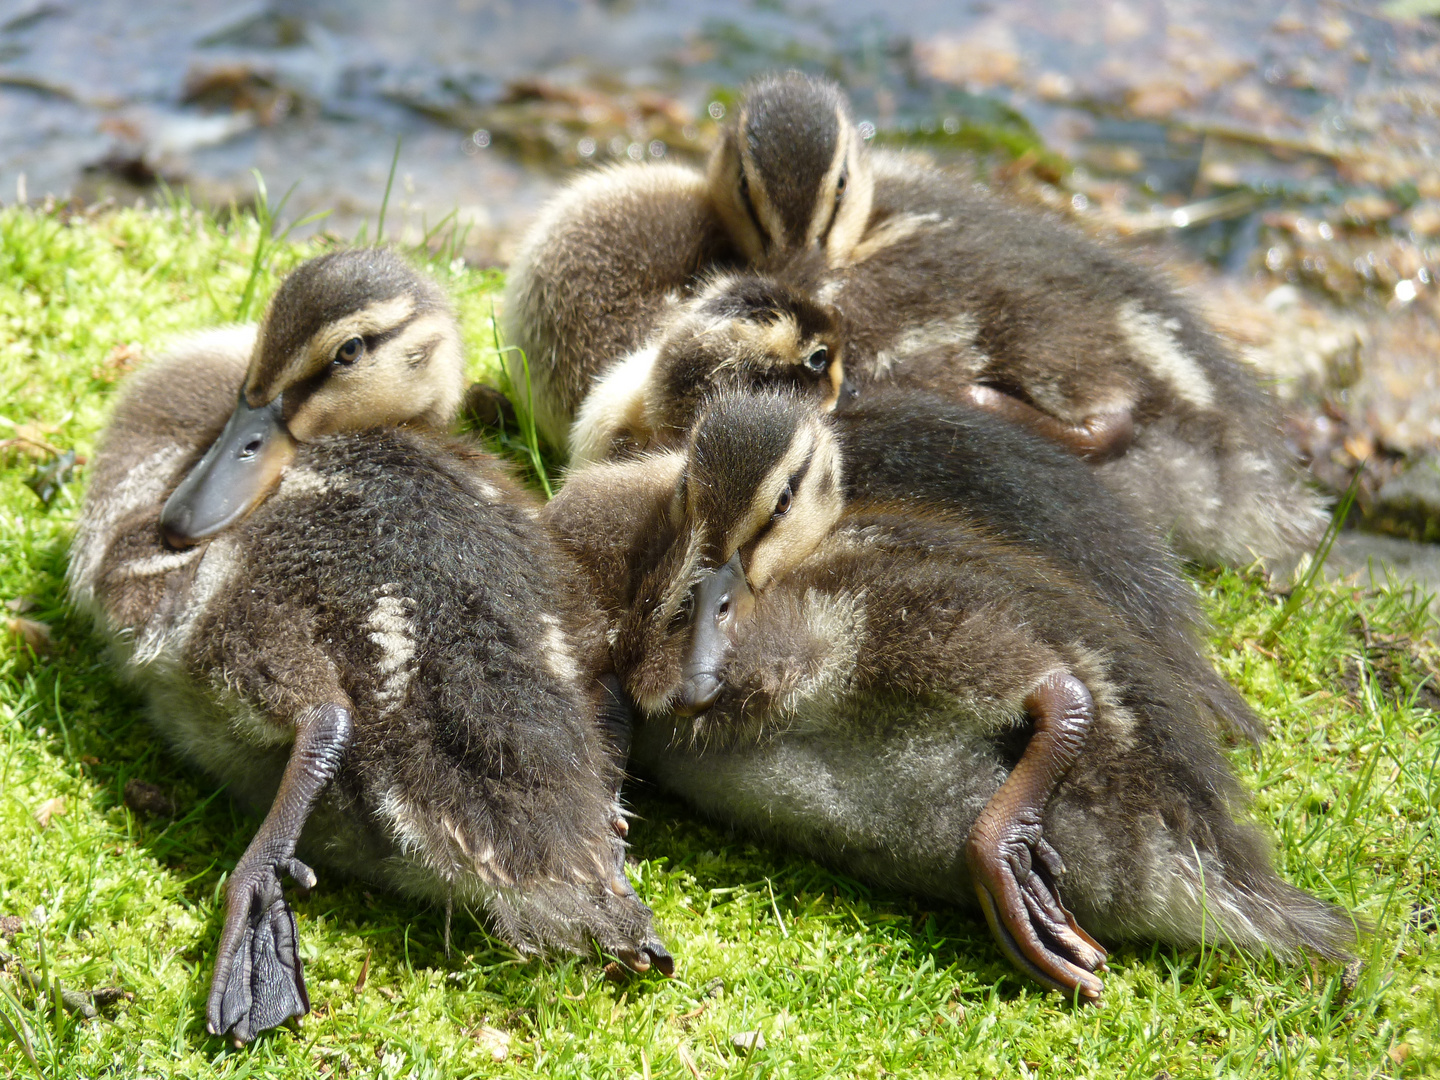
(334, 337), (363, 365)
(835, 170), (848, 202)
(804, 346), (829, 373)
(773, 484), (793, 518)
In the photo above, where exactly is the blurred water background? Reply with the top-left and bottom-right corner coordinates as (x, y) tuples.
(4, 0), (1440, 580)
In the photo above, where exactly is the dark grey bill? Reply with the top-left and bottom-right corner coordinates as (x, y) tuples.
(160, 391), (296, 548)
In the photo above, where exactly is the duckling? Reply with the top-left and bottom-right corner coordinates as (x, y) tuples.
(568, 271), (853, 467)
(68, 250), (670, 1046)
(547, 389), (1355, 998)
(732, 72), (1327, 568)
(506, 70), (1325, 567)
(569, 275), (1262, 741)
(818, 163), (1327, 568)
(502, 162), (741, 451)
(501, 74), (867, 452)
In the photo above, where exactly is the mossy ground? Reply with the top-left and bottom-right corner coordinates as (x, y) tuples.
(0, 199), (1437, 1079)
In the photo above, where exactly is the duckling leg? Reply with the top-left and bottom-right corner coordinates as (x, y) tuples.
(207, 702), (353, 1044)
(594, 674), (675, 978)
(966, 672), (1108, 999)
(958, 384), (1134, 464)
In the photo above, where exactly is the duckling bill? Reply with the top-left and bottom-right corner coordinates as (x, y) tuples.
(549, 389), (1356, 998)
(70, 250), (669, 1045)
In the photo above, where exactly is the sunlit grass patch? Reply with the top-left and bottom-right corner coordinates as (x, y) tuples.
(1, 198), (1436, 1078)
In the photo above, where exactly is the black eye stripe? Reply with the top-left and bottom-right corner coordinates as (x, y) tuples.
(757, 449), (814, 536)
(737, 169), (767, 249)
(818, 169), (846, 246)
(786, 451), (813, 501)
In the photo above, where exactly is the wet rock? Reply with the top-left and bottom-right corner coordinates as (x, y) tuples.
(24, 448), (76, 506)
(1372, 453), (1440, 542)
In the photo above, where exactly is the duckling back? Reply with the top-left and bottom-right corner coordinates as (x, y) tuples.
(832, 388), (1265, 742)
(829, 151), (1327, 568)
(503, 163), (740, 449)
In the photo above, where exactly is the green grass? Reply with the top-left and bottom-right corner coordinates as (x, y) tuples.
(1, 198), (1437, 1078)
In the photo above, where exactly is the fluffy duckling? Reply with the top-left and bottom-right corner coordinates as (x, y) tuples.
(547, 390), (1354, 998)
(726, 73), (1327, 568)
(69, 250), (670, 1046)
(570, 278), (1262, 740)
(568, 271), (853, 467)
(506, 70), (1325, 567)
(501, 75), (869, 452)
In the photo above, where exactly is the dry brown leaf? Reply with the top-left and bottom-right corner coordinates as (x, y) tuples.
(1034, 71), (1074, 102)
(1104, 1), (1149, 43)
(677, 1043), (702, 1079)
(7, 424), (60, 459)
(7, 617), (53, 656)
(1126, 79), (1195, 120)
(914, 24), (1023, 90)
(355, 949), (371, 994)
(35, 796), (66, 828)
(1389, 1043), (1411, 1064)
(4, 596), (37, 614)
(107, 342), (143, 369)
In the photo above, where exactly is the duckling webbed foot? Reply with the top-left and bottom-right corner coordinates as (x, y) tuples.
(460, 382), (519, 431)
(597, 832), (675, 977)
(958, 384), (1134, 464)
(966, 672), (1107, 999)
(207, 862), (310, 1045)
(207, 702), (353, 1044)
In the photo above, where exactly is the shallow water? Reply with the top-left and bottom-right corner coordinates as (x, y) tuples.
(3, 0), (1436, 264)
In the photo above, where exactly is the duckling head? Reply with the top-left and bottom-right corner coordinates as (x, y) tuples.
(569, 272), (855, 467)
(621, 390), (844, 715)
(708, 72), (874, 268)
(160, 249), (465, 547)
(654, 271), (855, 427)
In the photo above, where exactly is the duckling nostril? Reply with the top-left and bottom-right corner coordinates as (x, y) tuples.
(716, 597), (732, 623)
(241, 437), (263, 457)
